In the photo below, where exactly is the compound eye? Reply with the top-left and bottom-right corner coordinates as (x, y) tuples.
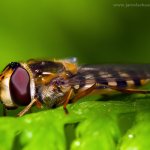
(10, 67), (31, 106)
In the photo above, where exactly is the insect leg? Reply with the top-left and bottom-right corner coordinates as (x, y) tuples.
(35, 99), (43, 109)
(63, 88), (73, 114)
(109, 86), (150, 94)
(72, 83), (96, 103)
(17, 98), (38, 117)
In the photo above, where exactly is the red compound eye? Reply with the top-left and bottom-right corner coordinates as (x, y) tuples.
(10, 67), (31, 106)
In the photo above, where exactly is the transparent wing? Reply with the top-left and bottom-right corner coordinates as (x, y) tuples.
(68, 64), (150, 88)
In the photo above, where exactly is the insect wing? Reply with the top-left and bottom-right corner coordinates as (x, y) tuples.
(68, 64), (150, 90)
(27, 59), (65, 75)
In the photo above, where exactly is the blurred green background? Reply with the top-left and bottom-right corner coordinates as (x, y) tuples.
(0, 0), (150, 69)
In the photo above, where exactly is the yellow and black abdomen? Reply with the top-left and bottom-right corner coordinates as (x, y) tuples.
(69, 64), (150, 94)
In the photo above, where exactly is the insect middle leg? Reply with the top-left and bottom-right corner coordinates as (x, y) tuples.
(72, 83), (96, 103)
(62, 84), (96, 114)
(63, 89), (74, 114)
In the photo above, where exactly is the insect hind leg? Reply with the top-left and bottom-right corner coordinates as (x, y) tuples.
(109, 86), (150, 94)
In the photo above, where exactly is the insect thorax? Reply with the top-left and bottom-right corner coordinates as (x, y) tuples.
(36, 77), (71, 108)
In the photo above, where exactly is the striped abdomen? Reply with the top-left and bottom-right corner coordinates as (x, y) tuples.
(69, 64), (150, 93)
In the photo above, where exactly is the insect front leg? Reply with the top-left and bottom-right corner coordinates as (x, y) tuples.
(17, 98), (42, 117)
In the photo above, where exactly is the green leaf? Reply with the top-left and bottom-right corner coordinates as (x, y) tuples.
(0, 93), (150, 150)
(118, 111), (150, 150)
(71, 114), (120, 150)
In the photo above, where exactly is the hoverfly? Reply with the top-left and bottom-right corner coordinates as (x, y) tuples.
(0, 58), (150, 117)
